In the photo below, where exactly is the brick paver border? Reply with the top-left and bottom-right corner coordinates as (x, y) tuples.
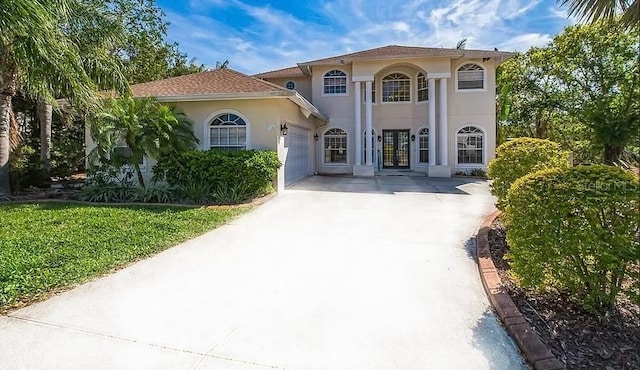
(476, 210), (565, 370)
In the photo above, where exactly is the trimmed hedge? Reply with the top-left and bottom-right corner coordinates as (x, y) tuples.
(153, 150), (281, 202)
(504, 165), (640, 313)
(488, 138), (570, 209)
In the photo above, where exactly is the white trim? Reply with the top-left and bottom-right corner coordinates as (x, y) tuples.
(322, 127), (349, 165)
(321, 69), (350, 97)
(352, 75), (375, 82)
(454, 61), (487, 92)
(427, 72), (451, 79)
(454, 124), (486, 167)
(203, 109), (251, 150)
(155, 92), (291, 102)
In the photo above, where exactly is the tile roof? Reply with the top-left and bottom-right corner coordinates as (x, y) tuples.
(299, 45), (516, 65)
(130, 68), (289, 98)
(253, 66), (305, 79)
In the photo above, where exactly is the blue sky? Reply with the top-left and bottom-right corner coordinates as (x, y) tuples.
(156, 0), (573, 75)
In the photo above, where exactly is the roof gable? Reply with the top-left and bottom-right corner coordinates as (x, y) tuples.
(131, 68), (290, 98)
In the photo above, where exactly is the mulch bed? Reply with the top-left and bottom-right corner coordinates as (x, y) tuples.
(488, 218), (640, 370)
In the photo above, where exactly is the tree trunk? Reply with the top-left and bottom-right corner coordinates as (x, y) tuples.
(0, 93), (12, 195)
(38, 100), (52, 177)
(133, 163), (145, 188)
(603, 145), (622, 165)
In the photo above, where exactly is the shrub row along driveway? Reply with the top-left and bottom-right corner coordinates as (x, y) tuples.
(0, 176), (525, 369)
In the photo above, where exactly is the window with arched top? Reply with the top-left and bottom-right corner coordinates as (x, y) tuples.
(417, 73), (428, 102)
(323, 70), (347, 95)
(418, 128), (429, 163)
(382, 73), (411, 102)
(457, 126), (484, 164)
(457, 63), (484, 90)
(209, 113), (247, 152)
(324, 128), (347, 164)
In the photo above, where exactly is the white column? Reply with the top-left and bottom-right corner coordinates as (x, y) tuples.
(438, 78), (448, 166)
(428, 78), (436, 166)
(354, 81), (362, 166)
(365, 80), (373, 166)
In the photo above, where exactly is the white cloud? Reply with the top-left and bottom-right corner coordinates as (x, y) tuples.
(163, 0), (571, 74)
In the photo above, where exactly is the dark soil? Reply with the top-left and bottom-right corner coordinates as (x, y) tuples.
(488, 218), (640, 370)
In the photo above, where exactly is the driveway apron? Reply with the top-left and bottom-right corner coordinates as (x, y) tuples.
(0, 175), (525, 370)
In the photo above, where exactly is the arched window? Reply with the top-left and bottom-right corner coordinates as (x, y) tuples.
(417, 73), (428, 102)
(457, 63), (484, 90)
(323, 70), (347, 95)
(382, 73), (411, 102)
(285, 81), (296, 90)
(457, 126), (484, 164)
(209, 113), (247, 152)
(418, 128), (429, 163)
(324, 128), (347, 164)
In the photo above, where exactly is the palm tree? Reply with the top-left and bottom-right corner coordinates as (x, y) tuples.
(89, 97), (198, 188)
(0, 0), (128, 195)
(559, 0), (639, 29)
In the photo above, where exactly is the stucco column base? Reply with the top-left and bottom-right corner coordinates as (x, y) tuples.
(428, 165), (452, 177)
(353, 165), (375, 177)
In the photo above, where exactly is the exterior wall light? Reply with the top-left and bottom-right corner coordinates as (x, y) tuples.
(314, 133), (319, 141)
(411, 134), (416, 141)
(377, 135), (382, 142)
(280, 123), (288, 136)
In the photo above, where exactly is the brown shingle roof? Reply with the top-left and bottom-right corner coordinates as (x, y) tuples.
(299, 45), (516, 65)
(130, 68), (289, 98)
(253, 66), (305, 79)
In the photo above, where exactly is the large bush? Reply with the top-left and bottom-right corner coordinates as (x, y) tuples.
(488, 138), (570, 209)
(153, 150), (281, 203)
(504, 165), (640, 313)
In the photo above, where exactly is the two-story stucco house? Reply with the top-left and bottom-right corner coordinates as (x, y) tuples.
(95, 45), (514, 191)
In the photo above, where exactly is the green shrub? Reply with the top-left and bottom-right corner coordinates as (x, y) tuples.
(79, 184), (137, 203)
(504, 165), (640, 313)
(488, 138), (570, 209)
(133, 184), (177, 203)
(153, 150), (281, 203)
(180, 180), (213, 204)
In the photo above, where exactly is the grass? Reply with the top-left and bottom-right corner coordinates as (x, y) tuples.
(0, 202), (247, 312)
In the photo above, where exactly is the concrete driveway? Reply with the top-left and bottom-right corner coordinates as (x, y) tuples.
(0, 176), (525, 370)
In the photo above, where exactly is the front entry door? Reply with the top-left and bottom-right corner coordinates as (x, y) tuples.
(382, 130), (410, 168)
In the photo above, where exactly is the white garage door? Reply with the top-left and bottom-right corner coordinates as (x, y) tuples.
(284, 125), (311, 186)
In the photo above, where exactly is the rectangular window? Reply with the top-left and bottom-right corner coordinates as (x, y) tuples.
(417, 74), (428, 102)
(362, 82), (375, 103)
(114, 146), (147, 172)
(419, 136), (429, 163)
(324, 136), (347, 163)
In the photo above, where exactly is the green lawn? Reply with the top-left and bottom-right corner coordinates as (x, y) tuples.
(0, 202), (247, 312)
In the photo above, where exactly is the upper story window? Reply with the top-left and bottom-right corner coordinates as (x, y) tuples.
(323, 70), (347, 95)
(382, 73), (410, 102)
(417, 73), (428, 102)
(457, 63), (484, 90)
(324, 128), (347, 164)
(210, 113), (247, 152)
(362, 80), (375, 103)
(457, 126), (484, 165)
(285, 81), (296, 90)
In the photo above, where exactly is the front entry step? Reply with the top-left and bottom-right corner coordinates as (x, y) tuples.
(353, 165), (375, 177)
(428, 165), (452, 177)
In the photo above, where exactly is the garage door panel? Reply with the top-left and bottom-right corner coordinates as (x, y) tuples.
(284, 126), (310, 186)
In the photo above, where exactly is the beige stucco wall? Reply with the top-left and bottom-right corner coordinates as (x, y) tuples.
(86, 97), (319, 190)
(264, 77), (313, 102)
(309, 57), (498, 174)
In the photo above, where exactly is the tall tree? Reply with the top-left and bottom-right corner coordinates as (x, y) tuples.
(0, 0), (129, 194)
(497, 20), (639, 164)
(559, 0), (639, 29)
